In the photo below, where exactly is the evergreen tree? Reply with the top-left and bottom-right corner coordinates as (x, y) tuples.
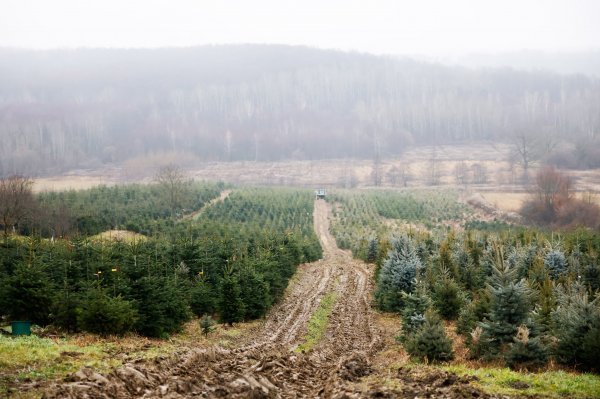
(582, 262), (600, 293)
(551, 282), (600, 370)
(52, 292), (81, 332)
(219, 273), (245, 325)
(129, 276), (191, 337)
(190, 279), (217, 317)
(399, 282), (431, 338)
(239, 268), (271, 320)
(366, 236), (379, 263)
(200, 315), (216, 337)
(375, 235), (422, 312)
(431, 269), (463, 320)
(481, 261), (531, 346)
(77, 288), (137, 336)
(544, 249), (567, 280)
(3, 262), (55, 325)
(457, 289), (490, 336)
(405, 309), (454, 362)
(505, 325), (548, 370)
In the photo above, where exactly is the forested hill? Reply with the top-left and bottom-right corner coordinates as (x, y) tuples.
(1, 44), (599, 176)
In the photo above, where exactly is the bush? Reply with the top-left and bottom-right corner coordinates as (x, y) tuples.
(77, 289), (137, 336)
(404, 310), (454, 362)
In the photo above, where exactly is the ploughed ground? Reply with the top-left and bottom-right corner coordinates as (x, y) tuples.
(43, 200), (501, 398)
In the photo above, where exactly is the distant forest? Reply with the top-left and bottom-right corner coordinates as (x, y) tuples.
(1, 44), (599, 176)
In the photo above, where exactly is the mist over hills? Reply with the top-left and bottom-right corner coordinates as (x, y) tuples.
(1, 44), (599, 177)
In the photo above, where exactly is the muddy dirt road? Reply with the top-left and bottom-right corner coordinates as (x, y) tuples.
(44, 199), (382, 398)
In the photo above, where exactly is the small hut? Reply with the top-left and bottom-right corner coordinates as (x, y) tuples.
(315, 188), (327, 199)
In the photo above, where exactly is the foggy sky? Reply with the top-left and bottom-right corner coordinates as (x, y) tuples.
(1, 0), (599, 55)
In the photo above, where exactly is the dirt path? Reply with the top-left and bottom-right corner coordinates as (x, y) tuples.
(181, 189), (232, 221)
(43, 199), (382, 398)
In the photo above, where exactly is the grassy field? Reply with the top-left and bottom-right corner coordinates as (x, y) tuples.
(295, 292), (338, 353)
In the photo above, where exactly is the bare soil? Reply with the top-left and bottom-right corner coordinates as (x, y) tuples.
(42, 200), (504, 399)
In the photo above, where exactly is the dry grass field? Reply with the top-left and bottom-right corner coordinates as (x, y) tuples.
(32, 143), (600, 216)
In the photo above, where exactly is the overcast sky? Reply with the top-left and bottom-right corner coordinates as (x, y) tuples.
(1, 0), (599, 55)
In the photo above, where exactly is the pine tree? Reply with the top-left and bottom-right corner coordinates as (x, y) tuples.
(4, 261), (55, 325)
(239, 267), (271, 320)
(481, 261), (531, 347)
(366, 236), (379, 263)
(551, 282), (600, 370)
(129, 276), (191, 337)
(544, 249), (567, 280)
(431, 268), (463, 320)
(375, 235), (422, 312)
(219, 273), (245, 325)
(405, 309), (454, 362)
(190, 279), (217, 317)
(399, 282), (431, 338)
(200, 315), (216, 337)
(505, 325), (548, 370)
(457, 289), (490, 337)
(77, 288), (137, 336)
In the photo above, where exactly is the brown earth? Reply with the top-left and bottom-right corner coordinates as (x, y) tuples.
(42, 200), (501, 399)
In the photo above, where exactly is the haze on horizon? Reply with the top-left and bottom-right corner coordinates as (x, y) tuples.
(1, 0), (599, 56)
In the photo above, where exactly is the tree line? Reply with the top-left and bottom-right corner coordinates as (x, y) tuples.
(1, 45), (599, 176)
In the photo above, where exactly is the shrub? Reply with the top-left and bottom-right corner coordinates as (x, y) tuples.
(404, 310), (454, 362)
(77, 289), (137, 336)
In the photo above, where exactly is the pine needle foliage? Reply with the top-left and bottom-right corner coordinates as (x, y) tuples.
(375, 235), (423, 312)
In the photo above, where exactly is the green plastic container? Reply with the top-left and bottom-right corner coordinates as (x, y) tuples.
(11, 321), (31, 336)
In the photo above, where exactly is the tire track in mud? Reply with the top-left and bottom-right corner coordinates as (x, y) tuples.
(43, 199), (382, 399)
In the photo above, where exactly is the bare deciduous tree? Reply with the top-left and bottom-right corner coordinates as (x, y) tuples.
(454, 161), (469, 186)
(471, 163), (488, 184)
(0, 175), (36, 237)
(511, 128), (541, 183)
(154, 164), (187, 220)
